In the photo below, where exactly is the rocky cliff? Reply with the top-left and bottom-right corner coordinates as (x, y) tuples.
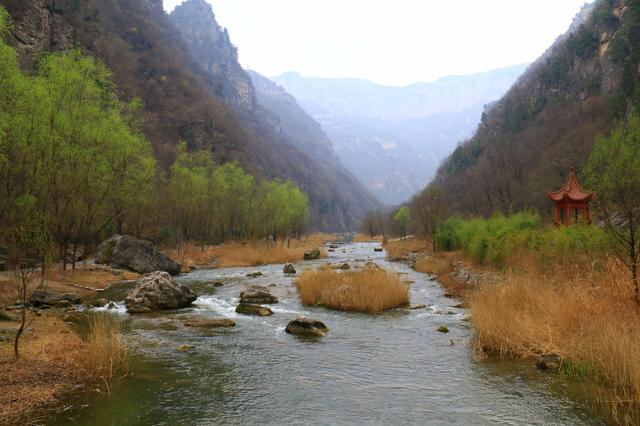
(430, 0), (635, 216)
(169, 0), (256, 110)
(0, 0), (380, 230)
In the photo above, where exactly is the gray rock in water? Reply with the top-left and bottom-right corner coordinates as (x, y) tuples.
(235, 303), (273, 316)
(285, 318), (329, 337)
(125, 271), (196, 313)
(436, 325), (450, 333)
(303, 249), (321, 260)
(30, 290), (82, 307)
(88, 298), (109, 308)
(283, 264), (296, 274)
(240, 286), (279, 304)
(374, 247), (383, 252)
(536, 354), (563, 371)
(184, 318), (236, 328)
(96, 234), (181, 275)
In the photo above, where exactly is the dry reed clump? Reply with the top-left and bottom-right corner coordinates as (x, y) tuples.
(384, 237), (428, 258)
(73, 314), (128, 382)
(469, 260), (640, 420)
(166, 237), (328, 269)
(0, 313), (127, 423)
(295, 268), (410, 314)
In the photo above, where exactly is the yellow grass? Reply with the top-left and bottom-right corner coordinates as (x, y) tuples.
(354, 233), (383, 242)
(295, 268), (410, 314)
(0, 313), (127, 423)
(384, 237), (429, 258)
(166, 238), (327, 269)
(468, 257), (640, 422)
(75, 314), (128, 381)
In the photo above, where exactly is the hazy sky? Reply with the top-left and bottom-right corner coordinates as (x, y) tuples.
(163, 0), (590, 86)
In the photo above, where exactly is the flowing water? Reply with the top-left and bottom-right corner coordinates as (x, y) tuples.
(45, 243), (606, 425)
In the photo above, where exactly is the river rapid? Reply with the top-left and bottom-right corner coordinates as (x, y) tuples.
(46, 243), (605, 425)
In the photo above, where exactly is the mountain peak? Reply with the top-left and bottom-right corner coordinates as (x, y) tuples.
(169, 0), (257, 110)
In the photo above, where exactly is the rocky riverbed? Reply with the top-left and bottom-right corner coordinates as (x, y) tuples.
(41, 243), (605, 425)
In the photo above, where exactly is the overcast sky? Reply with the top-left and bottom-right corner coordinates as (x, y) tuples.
(163, 0), (590, 86)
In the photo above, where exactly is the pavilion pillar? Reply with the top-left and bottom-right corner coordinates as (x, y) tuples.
(566, 207), (571, 226)
(555, 206), (559, 226)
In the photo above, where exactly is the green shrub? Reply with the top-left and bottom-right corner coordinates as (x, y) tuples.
(435, 211), (610, 269)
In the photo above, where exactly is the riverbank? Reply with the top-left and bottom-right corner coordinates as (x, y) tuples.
(0, 313), (127, 424)
(163, 234), (332, 271)
(387, 237), (640, 422)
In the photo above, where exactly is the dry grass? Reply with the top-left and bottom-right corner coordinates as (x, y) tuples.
(468, 258), (640, 422)
(0, 313), (127, 423)
(353, 233), (383, 242)
(166, 238), (327, 269)
(384, 237), (429, 258)
(295, 268), (410, 314)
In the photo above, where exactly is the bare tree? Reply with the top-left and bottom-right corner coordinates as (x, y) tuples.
(413, 186), (445, 252)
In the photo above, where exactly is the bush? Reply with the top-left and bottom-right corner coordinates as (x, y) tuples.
(435, 212), (610, 269)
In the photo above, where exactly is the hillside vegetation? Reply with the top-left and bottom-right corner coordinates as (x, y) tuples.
(1, 0), (379, 231)
(430, 0), (638, 216)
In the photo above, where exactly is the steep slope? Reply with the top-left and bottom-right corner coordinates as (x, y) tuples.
(246, 70), (380, 218)
(273, 65), (527, 204)
(430, 0), (635, 217)
(167, 0), (380, 228)
(1, 0), (378, 230)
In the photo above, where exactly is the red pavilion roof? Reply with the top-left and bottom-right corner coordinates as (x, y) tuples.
(547, 167), (594, 203)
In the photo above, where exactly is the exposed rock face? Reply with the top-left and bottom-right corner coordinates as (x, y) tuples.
(235, 304), (273, 316)
(285, 318), (329, 337)
(303, 249), (321, 261)
(125, 272), (197, 313)
(239, 286), (279, 304)
(169, 0), (256, 110)
(29, 290), (82, 307)
(96, 235), (181, 275)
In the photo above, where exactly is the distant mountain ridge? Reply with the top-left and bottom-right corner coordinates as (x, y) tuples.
(273, 65), (528, 204)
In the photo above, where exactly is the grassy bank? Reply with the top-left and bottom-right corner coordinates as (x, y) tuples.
(0, 313), (127, 423)
(295, 268), (409, 314)
(415, 213), (640, 421)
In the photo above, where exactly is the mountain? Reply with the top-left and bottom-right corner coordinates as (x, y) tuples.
(428, 0), (634, 216)
(273, 65), (528, 205)
(1, 0), (380, 230)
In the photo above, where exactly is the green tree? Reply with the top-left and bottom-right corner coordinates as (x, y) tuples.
(393, 206), (411, 239)
(584, 114), (640, 304)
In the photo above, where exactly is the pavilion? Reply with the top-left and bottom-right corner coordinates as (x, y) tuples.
(547, 167), (594, 226)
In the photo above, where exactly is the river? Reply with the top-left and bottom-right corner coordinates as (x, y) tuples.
(45, 242), (605, 425)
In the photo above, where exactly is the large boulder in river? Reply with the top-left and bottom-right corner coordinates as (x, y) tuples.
(285, 318), (329, 337)
(96, 235), (181, 275)
(125, 272), (196, 313)
(283, 264), (296, 274)
(29, 290), (82, 307)
(240, 286), (279, 304)
(303, 249), (321, 260)
(235, 303), (273, 316)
